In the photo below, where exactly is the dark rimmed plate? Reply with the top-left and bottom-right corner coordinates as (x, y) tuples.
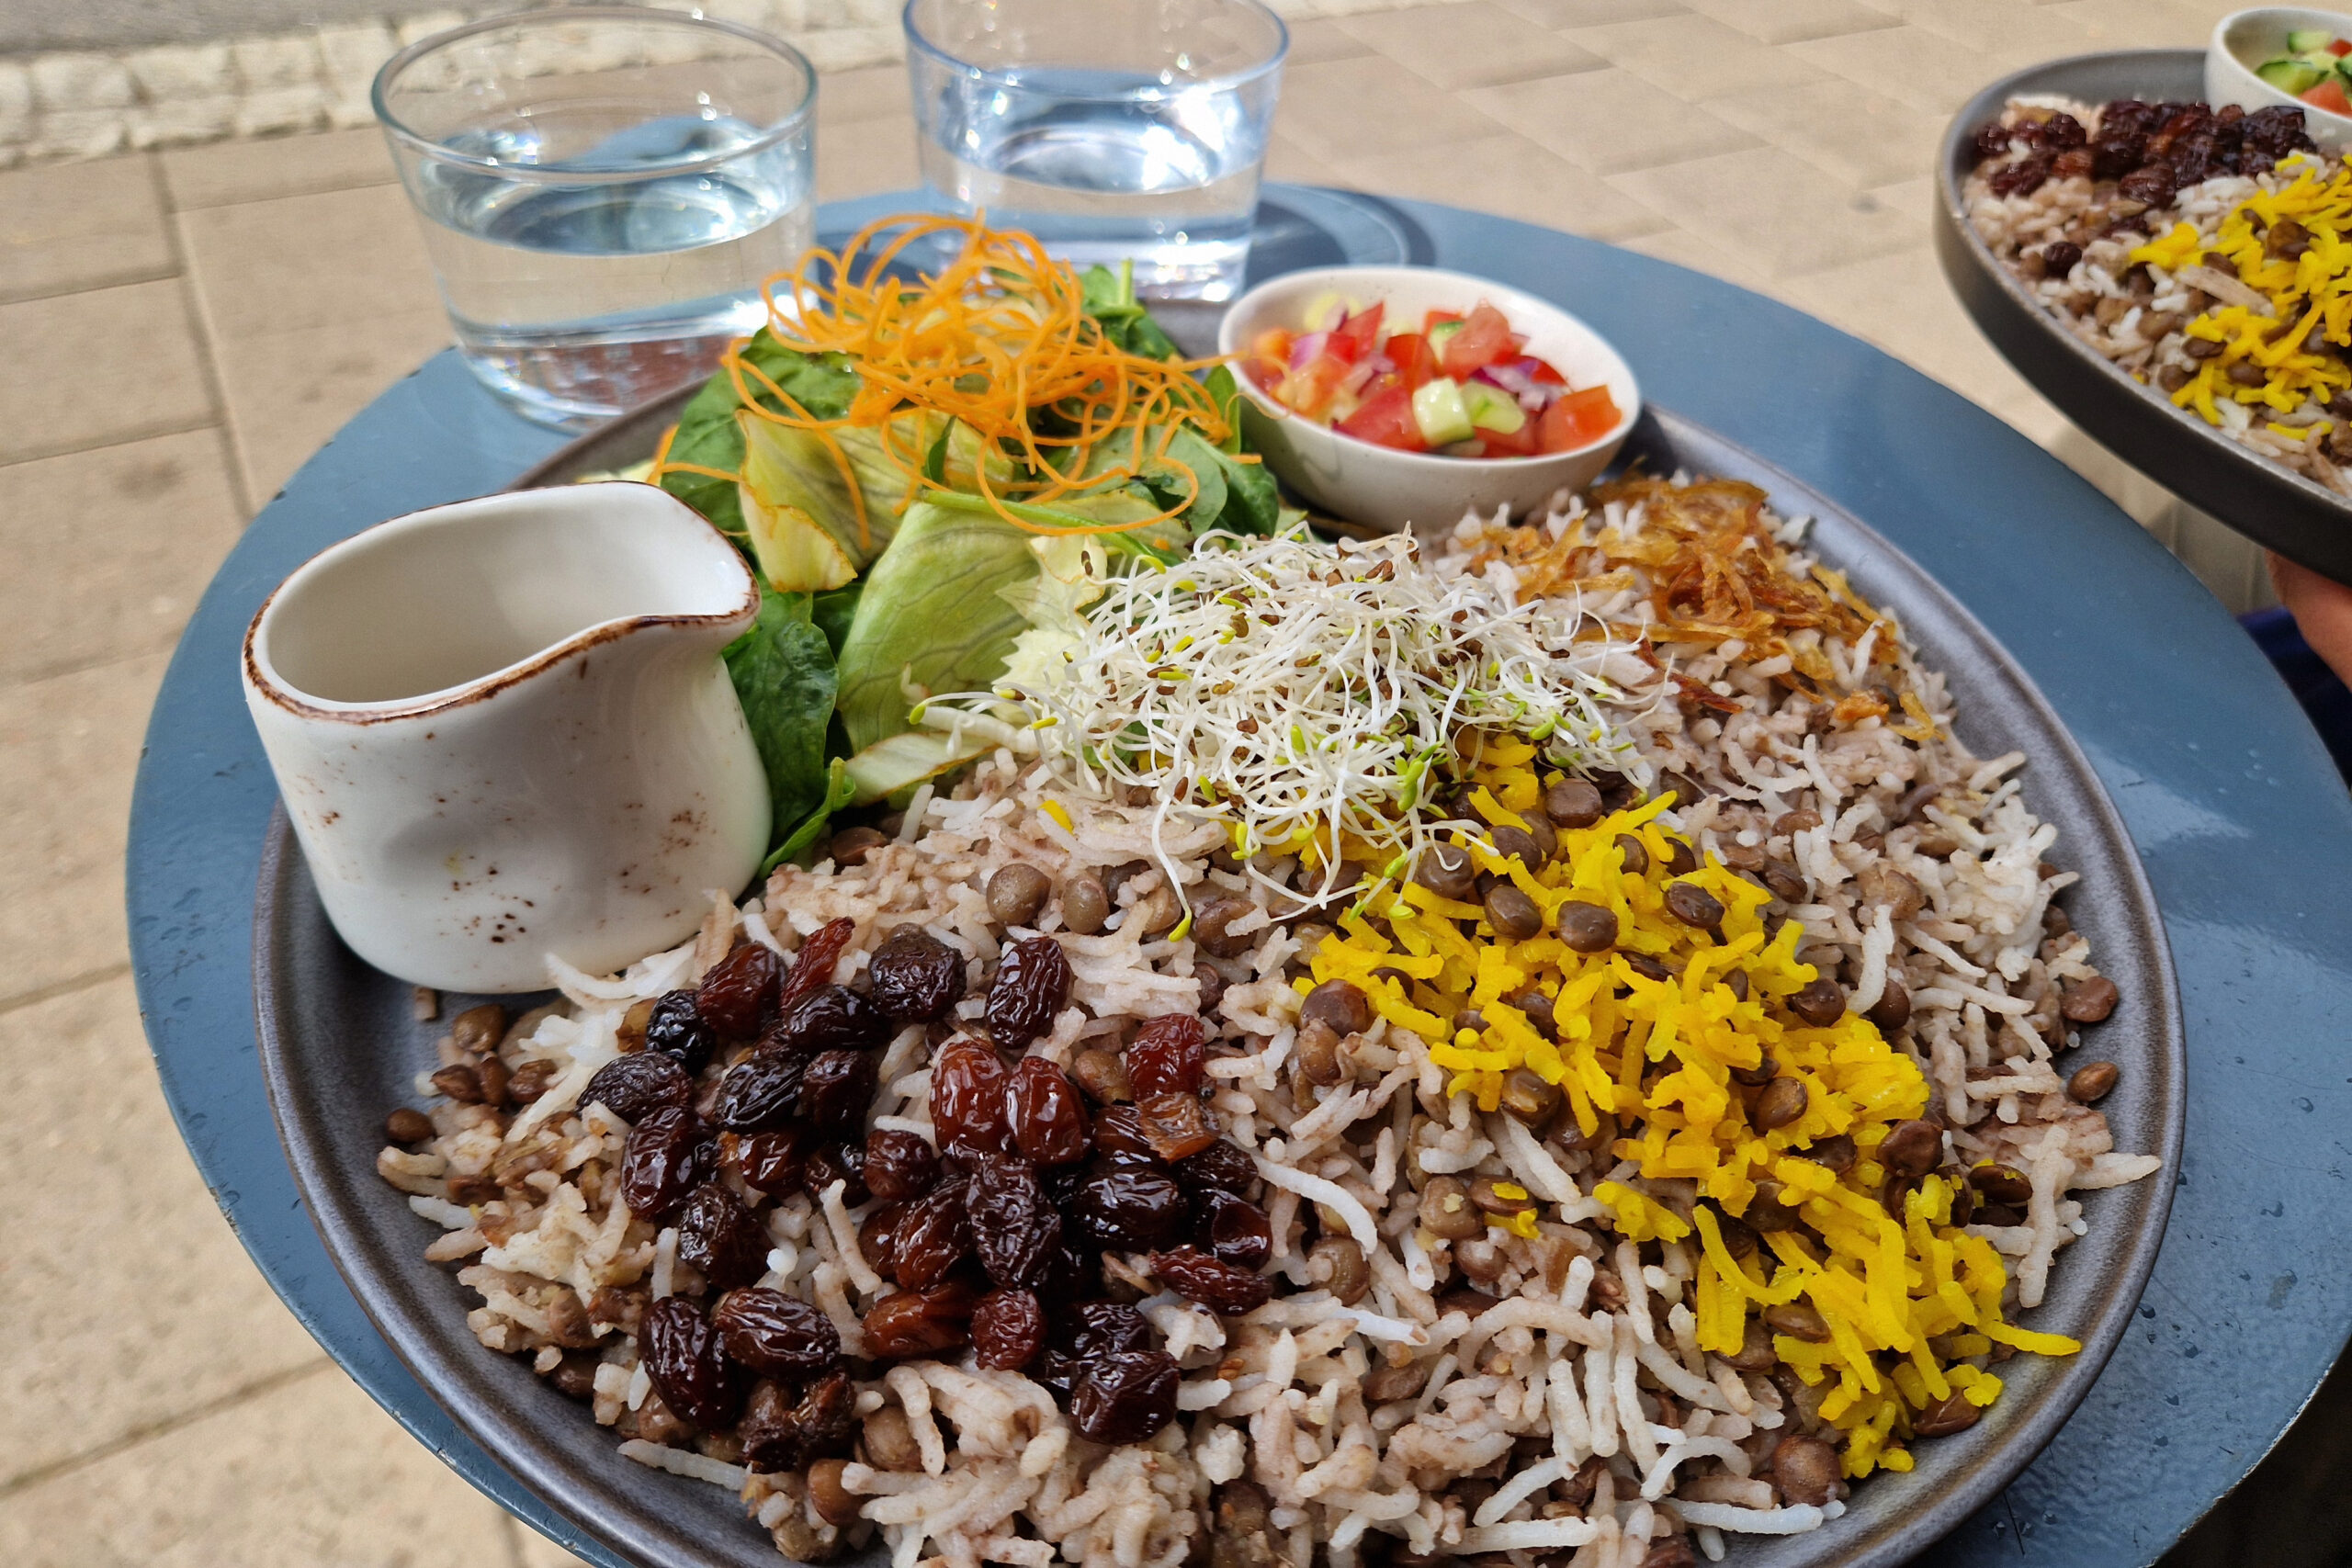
(1934, 49), (2352, 582)
(254, 403), (2184, 1568)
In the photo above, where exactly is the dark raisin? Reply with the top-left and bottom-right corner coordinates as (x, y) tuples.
(1038, 1231), (1102, 1303)
(620, 1106), (714, 1221)
(1200, 1190), (1272, 1269)
(988, 937), (1073, 1048)
(712, 1286), (842, 1374)
(740, 1369), (855, 1472)
(972, 1289), (1047, 1371)
(2116, 161), (2177, 208)
(779, 917), (855, 1012)
(800, 1048), (879, 1138)
(969, 1157), (1063, 1290)
(1971, 120), (2014, 162)
(1058, 1300), (1154, 1357)
(641, 1295), (742, 1430)
(2240, 103), (2315, 161)
(893, 1177), (974, 1288)
(865, 1127), (942, 1201)
(731, 1127), (809, 1196)
(863, 1281), (978, 1359)
(1151, 1246), (1273, 1314)
(1072, 1167), (1188, 1251)
(1069, 1348), (1180, 1444)
(1037, 1299), (1148, 1389)
(2041, 240), (2084, 277)
(715, 1053), (805, 1132)
(1009, 1057), (1092, 1166)
(932, 1038), (1012, 1159)
(867, 927), (967, 1022)
(1174, 1139), (1258, 1195)
(678, 1183), (767, 1292)
(1136, 1091), (1219, 1162)
(642, 990), (718, 1072)
(697, 942), (781, 1040)
(582, 1052), (691, 1124)
(861, 1201), (906, 1279)
(1988, 151), (2052, 197)
(1127, 1012), (1207, 1099)
(1091, 1104), (1161, 1168)
(805, 1140), (868, 1204)
(2039, 111), (2085, 151)
(770, 984), (889, 1056)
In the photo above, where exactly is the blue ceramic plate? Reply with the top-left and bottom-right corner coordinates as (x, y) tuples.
(129, 189), (2352, 1568)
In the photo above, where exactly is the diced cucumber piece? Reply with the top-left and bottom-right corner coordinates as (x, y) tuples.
(2288, 28), (2335, 53)
(1427, 320), (1465, 352)
(2258, 56), (2327, 93)
(2334, 52), (2352, 85)
(1411, 378), (1476, 446)
(1462, 380), (1527, 434)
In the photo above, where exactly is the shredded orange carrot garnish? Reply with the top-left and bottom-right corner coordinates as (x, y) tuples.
(723, 214), (1232, 541)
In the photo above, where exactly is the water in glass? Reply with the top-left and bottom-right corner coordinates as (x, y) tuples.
(906, 0), (1286, 303)
(409, 121), (810, 429)
(378, 13), (817, 430)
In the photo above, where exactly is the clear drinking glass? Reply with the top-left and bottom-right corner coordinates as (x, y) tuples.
(374, 8), (817, 430)
(903, 0), (1287, 302)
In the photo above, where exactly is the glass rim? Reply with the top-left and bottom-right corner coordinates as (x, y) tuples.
(371, 6), (818, 185)
(899, 0), (1289, 97)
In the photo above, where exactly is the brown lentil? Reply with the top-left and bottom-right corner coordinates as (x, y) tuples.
(1555, 900), (1619, 953)
(1483, 884), (1543, 940)
(2068, 1060), (2120, 1102)
(1419, 1176), (1484, 1240)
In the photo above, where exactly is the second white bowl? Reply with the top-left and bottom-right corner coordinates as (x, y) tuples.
(2209, 6), (2352, 149)
(1216, 265), (1640, 536)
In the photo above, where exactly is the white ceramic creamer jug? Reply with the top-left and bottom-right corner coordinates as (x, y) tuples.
(242, 481), (771, 992)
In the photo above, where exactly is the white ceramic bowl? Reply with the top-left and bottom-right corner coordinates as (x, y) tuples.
(1216, 265), (1639, 536)
(2209, 6), (2352, 149)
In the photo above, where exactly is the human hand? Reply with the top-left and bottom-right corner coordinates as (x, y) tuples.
(2270, 553), (2352, 688)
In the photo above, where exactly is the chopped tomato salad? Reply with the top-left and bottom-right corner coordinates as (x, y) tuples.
(1245, 296), (1623, 458)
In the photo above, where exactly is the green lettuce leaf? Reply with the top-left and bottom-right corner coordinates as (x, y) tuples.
(811, 581), (862, 658)
(724, 583), (840, 838)
(1079, 262), (1181, 361)
(738, 409), (932, 587)
(658, 329), (860, 536)
(762, 759), (857, 874)
(832, 501), (1040, 753)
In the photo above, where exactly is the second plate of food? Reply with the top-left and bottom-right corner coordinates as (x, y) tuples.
(1935, 46), (2352, 581)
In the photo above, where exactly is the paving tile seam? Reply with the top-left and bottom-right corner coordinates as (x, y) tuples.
(0, 1358), (333, 1500)
(147, 155), (254, 519)
(0, 264), (181, 310)
(0, 964), (133, 1020)
(0, 414), (222, 475)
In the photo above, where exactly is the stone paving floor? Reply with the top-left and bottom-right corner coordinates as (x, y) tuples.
(0, 1), (2338, 1564)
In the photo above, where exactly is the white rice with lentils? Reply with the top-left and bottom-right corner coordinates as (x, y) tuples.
(378, 477), (2155, 1568)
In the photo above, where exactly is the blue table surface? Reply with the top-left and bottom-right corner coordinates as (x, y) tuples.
(127, 187), (2352, 1567)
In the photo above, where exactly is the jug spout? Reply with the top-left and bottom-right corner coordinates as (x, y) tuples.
(243, 482), (772, 992)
